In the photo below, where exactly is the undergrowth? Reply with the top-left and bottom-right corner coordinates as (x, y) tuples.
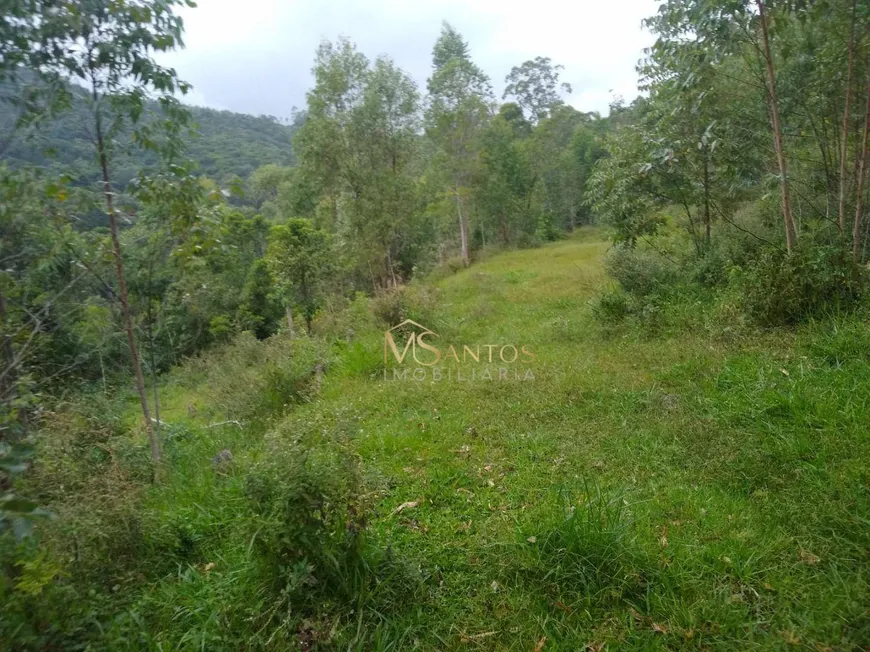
(4, 230), (870, 649)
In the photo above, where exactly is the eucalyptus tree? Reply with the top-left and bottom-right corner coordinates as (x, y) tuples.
(586, 116), (669, 247)
(296, 38), (422, 288)
(641, 0), (799, 251)
(530, 105), (591, 229)
(426, 22), (493, 265)
(501, 58), (582, 228)
(635, 20), (751, 251)
(503, 56), (572, 124)
(349, 56), (422, 286)
(294, 38), (368, 234)
(566, 116), (608, 227)
(477, 110), (535, 244)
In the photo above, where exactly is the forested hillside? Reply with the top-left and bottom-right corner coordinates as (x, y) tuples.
(3, 0), (870, 649)
(1, 82), (298, 187)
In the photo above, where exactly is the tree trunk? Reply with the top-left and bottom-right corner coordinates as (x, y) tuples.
(569, 196), (576, 231)
(853, 67), (870, 266)
(94, 97), (159, 465)
(386, 247), (398, 288)
(455, 182), (469, 265)
(146, 273), (161, 447)
(839, 0), (858, 232)
(757, 0), (797, 252)
(0, 286), (19, 440)
(285, 304), (295, 337)
(703, 145), (712, 248)
(99, 350), (106, 395)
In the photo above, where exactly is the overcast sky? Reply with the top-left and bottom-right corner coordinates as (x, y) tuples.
(158, 0), (657, 120)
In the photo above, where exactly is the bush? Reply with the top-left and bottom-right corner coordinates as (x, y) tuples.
(516, 231), (542, 249)
(592, 289), (630, 325)
(233, 427), (421, 644)
(733, 243), (865, 326)
(427, 255), (467, 281)
(369, 283), (438, 328)
(535, 214), (563, 242)
(186, 332), (329, 423)
(311, 292), (376, 342)
(0, 537), (114, 649)
(604, 244), (677, 298)
(1, 395), (170, 650)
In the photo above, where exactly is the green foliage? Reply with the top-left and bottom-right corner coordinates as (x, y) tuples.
(237, 258), (282, 340)
(535, 213), (563, 242)
(503, 56), (572, 123)
(369, 283), (439, 328)
(0, 442), (53, 540)
(592, 289), (630, 325)
(3, 234), (870, 648)
(604, 244), (677, 298)
(265, 218), (333, 331)
(477, 113), (536, 244)
(295, 39), (424, 287)
(2, 85), (298, 189)
(733, 242), (864, 326)
(185, 332), (328, 423)
(11, 0), (870, 647)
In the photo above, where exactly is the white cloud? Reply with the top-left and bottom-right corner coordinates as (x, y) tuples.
(159, 0), (657, 118)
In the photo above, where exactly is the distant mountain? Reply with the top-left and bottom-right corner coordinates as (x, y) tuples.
(1, 84), (299, 189)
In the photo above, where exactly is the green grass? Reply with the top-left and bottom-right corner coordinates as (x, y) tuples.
(13, 228), (870, 649)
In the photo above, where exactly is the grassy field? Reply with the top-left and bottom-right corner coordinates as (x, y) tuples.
(83, 229), (870, 649)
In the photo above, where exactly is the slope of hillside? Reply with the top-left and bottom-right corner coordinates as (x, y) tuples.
(1, 86), (296, 186)
(12, 229), (870, 649)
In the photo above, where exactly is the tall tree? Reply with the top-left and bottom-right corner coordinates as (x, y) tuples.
(854, 67), (870, 265)
(265, 219), (333, 333)
(426, 22), (493, 265)
(503, 56), (572, 124)
(756, 0), (797, 252)
(53, 0), (194, 465)
(296, 39), (422, 287)
(477, 110), (534, 244)
(838, 0), (858, 232)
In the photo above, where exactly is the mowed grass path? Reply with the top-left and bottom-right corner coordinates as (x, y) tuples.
(160, 230), (870, 649)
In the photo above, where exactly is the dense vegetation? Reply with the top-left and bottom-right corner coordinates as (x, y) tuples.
(2, 82), (298, 192)
(2, 0), (870, 649)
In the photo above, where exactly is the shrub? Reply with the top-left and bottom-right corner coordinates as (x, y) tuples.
(237, 428), (422, 641)
(427, 255), (467, 281)
(516, 231), (542, 249)
(733, 243), (865, 326)
(604, 244), (677, 298)
(369, 283), (438, 328)
(592, 289), (630, 325)
(535, 214), (563, 242)
(0, 537), (114, 650)
(1, 395), (169, 650)
(208, 314), (233, 342)
(187, 332), (329, 422)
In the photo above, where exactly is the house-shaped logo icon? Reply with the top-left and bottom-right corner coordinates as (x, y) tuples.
(384, 319), (441, 365)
